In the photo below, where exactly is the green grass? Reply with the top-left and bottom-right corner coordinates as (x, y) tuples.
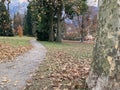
(0, 36), (33, 47)
(41, 41), (93, 59)
(40, 41), (70, 49)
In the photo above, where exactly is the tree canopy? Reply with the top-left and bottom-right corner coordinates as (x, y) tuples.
(0, 1), (13, 36)
(24, 0), (88, 42)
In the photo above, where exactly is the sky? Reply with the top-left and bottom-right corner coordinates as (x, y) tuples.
(8, 0), (28, 18)
(87, 0), (98, 7)
(18, 0), (28, 3)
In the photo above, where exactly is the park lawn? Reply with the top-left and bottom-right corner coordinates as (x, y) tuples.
(0, 36), (33, 47)
(25, 41), (93, 90)
(0, 36), (33, 63)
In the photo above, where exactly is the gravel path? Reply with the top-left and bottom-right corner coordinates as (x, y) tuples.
(0, 40), (47, 90)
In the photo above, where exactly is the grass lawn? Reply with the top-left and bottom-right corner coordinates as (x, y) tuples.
(25, 41), (93, 90)
(0, 36), (33, 47)
(0, 36), (33, 63)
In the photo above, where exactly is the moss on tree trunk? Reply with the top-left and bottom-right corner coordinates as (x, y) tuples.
(87, 0), (120, 90)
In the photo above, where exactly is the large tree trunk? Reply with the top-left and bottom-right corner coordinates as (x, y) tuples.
(49, 9), (54, 42)
(86, 0), (120, 90)
(56, 8), (62, 42)
(56, 0), (63, 42)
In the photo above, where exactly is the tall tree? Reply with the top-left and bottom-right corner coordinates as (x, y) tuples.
(73, 0), (88, 42)
(46, 0), (55, 41)
(0, 1), (12, 36)
(63, 0), (88, 41)
(56, 0), (63, 42)
(25, 0), (88, 42)
(87, 0), (120, 90)
(24, 3), (33, 36)
(7, 0), (10, 12)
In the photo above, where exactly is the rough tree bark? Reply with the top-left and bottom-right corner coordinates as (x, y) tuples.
(49, 9), (54, 42)
(56, 0), (63, 42)
(86, 0), (120, 90)
(56, 8), (62, 42)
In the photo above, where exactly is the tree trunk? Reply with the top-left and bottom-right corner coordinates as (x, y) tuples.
(7, 2), (10, 12)
(56, 8), (62, 42)
(86, 0), (120, 90)
(81, 15), (84, 42)
(49, 9), (54, 42)
(77, 15), (82, 41)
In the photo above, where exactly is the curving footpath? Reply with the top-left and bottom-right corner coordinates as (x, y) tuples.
(0, 39), (47, 90)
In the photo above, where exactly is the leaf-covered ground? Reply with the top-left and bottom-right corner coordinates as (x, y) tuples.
(0, 36), (33, 63)
(25, 41), (93, 90)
